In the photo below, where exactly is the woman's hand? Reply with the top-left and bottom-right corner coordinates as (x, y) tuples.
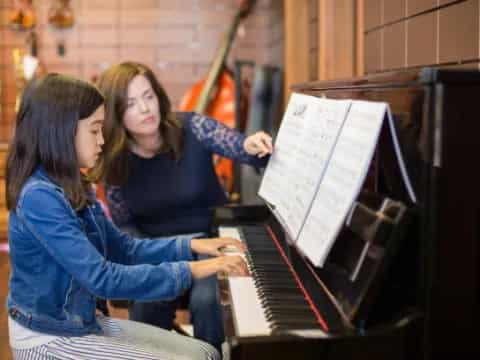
(189, 255), (249, 279)
(243, 131), (273, 158)
(191, 237), (246, 257)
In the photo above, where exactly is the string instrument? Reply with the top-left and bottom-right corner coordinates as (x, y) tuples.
(8, 0), (36, 30)
(12, 31), (44, 113)
(48, 0), (75, 29)
(179, 0), (256, 196)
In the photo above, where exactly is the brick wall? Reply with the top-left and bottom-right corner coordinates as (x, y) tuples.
(0, 0), (284, 142)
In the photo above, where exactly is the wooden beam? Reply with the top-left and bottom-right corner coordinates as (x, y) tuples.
(317, 0), (356, 80)
(355, 0), (365, 76)
(0, 146), (7, 240)
(284, 0), (310, 104)
(318, 0), (328, 80)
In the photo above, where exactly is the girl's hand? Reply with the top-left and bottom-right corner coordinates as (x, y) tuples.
(191, 237), (246, 257)
(189, 255), (249, 279)
(243, 131), (273, 158)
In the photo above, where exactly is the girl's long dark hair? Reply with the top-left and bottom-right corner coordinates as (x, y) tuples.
(5, 73), (104, 211)
(92, 61), (184, 186)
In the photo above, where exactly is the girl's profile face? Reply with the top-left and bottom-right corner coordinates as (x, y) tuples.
(122, 74), (160, 139)
(75, 105), (105, 169)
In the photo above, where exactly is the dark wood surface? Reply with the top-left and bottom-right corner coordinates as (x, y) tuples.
(0, 251), (13, 360)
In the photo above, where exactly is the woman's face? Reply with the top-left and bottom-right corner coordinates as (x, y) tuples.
(122, 74), (160, 138)
(75, 105), (104, 169)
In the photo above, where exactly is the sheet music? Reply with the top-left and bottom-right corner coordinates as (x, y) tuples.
(296, 101), (387, 267)
(258, 93), (351, 239)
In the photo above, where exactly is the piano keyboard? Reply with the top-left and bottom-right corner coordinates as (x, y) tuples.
(219, 225), (325, 338)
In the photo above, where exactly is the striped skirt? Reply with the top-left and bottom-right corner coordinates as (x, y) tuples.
(11, 316), (220, 360)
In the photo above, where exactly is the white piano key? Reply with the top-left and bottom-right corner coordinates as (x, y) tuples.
(219, 226), (242, 240)
(219, 226), (272, 337)
(228, 276), (272, 337)
(219, 226), (244, 254)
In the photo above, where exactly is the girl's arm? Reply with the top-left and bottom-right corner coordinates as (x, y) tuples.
(18, 185), (192, 301)
(95, 199), (248, 270)
(97, 204), (196, 265)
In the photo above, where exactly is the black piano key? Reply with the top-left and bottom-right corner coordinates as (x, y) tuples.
(256, 285), (301, 293)
(260, 297), (307, 307)
(264, 305), (313, 314)
(270, 318), (321, 327)
(259, 294), (306, 305)
(263, 302), (311, 309)
(265, 307), (312, 313)
(233, 224), (325, 335)
(266, 314), (317, 324)
(248, 254), (284, 261)
(253, 273), (296, 281)
(251, 265), (287, 272)
(267, 314), (318, 324)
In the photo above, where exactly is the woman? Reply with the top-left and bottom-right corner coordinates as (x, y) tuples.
(6, 73), (248, 360)
(95, 62), (273, 352)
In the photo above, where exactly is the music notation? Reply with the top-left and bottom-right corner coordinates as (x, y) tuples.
(258, 93), (352, 240)
(260, 95), (395, 267)
(297, 101), (387, 266)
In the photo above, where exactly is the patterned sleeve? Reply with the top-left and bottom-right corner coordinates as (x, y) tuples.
(188, 112), (268, 167)
(104, 184), (135, 228)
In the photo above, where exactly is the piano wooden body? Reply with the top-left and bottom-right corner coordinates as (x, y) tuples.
(215, 68), (479, 359)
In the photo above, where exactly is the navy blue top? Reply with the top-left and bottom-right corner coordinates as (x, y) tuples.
(106, 112), (267, 237)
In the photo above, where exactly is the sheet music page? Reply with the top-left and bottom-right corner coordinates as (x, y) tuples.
(296, 100), (387, 267)
(258, 93), (312, 233)
(386, 107), (417, 203)
(258, 93), (351, 239)
(284, 98), (352, 239)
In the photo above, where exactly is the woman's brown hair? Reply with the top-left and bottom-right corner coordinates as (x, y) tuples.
(5, 73), (104, 211)
(92, 62), (184, 186)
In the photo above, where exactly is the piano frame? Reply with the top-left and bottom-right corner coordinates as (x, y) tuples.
(217, 68), (479, 359)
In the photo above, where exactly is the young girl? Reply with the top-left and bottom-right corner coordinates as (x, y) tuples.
(5, 73), (248, 360)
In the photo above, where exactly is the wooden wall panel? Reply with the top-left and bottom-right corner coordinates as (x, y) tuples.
(365, 0), (382, 30)
(439, 0), (479, 63)
(407, 0), (437, 16)
(365, 30), (382, 72)
(439, 0), (459, 5)
(364, 0), (480, 73)
(384, 0), (406, 24)
(407, 11), (437, 67)
(384, 22), (406, 69)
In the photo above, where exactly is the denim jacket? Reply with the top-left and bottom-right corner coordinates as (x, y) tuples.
(7, 167), (194, 336)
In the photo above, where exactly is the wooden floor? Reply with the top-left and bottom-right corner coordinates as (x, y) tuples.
(0, 245), (191, 359)
(1, 250), (13, 360)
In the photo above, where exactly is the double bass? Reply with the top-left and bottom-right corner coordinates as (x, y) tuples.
(179, 0), (256, 197)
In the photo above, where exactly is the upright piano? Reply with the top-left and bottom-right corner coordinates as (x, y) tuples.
(215, 68), (478, 359)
